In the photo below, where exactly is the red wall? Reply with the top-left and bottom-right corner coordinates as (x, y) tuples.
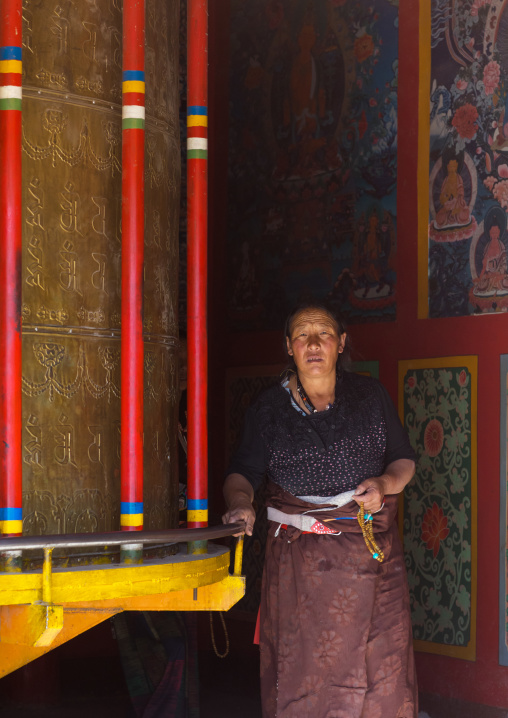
(208, 0), (508, 707)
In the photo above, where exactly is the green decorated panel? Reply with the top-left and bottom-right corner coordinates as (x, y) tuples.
(401, 360), (477, 660)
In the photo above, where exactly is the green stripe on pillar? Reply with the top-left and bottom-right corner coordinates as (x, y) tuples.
(0, 98), (21, 110)
(187, 149), (208, 159)
(122, 118), (145, 129)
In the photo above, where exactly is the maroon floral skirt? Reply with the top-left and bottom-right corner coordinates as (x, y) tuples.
(259, 488), (417, 718)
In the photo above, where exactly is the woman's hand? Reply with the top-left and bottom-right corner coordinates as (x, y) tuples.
(353, 477), (385, 513)
(353, 460), (416, 513)
(223, 472), (256, 536)
(222, 500), (256, 537)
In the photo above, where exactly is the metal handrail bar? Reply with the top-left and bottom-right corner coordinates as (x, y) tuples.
(0, 522), (246, 552)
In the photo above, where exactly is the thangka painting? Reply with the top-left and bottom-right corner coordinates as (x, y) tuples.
(226, 360), (380, 613)
(499, 355), (508, 665)
(422, 2), (508, 317)
(399, 358), (477, 660)
(227, 0), (399, 332)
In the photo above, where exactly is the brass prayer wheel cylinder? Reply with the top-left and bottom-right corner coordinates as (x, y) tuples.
(20, 0), (180, 556)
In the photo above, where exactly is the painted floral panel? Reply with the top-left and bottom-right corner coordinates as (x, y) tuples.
(403, 367), (472, 648)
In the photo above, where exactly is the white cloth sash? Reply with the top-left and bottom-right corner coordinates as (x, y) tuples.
(267, 489), (357, 536)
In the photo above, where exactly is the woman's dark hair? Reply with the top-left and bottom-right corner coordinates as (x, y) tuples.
(283, 299), (352, 371)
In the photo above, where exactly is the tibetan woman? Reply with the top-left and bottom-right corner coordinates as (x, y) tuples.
(223, 300), (418, 718)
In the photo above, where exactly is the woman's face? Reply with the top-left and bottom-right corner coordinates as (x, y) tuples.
(286, 308), (346, 380)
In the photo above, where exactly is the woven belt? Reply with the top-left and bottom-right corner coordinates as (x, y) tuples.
(278, 524), (313, 535)
(267, 507), (342, 535)
(267, 489), (357, 536)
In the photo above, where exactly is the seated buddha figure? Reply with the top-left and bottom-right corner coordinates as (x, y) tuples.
(473, 219), (508, 297)
(435, 158), (471, 228)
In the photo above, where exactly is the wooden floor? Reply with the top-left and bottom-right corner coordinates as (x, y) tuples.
(419, 696), (508, 718)
(0, 615), (506, 718)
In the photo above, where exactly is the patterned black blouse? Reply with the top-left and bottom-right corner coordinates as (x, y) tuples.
(227, 371), (416, 496)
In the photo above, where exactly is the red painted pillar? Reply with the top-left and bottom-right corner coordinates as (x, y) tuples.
(187, 0), (208, 550)
(0, 0), (23, 545)
(121, 0), (145, 552)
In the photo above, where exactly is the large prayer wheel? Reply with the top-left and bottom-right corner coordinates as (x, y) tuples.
(19, 0), (180, 558)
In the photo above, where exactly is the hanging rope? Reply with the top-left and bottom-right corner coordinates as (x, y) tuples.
(209, 610), (230, 658)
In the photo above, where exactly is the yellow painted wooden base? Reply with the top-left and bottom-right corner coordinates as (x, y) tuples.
(69, 574), (246, 612)
(0, 543), (246, 678)
(0, 607), (118, 678)
(0, 604), (64, 647)
(0, 544), (231, 607)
